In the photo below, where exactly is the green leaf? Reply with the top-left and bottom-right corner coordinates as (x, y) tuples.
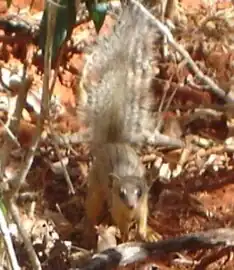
(39, 0), (77, 60)
(92, 4), (108, 32)
(85, 1), (108, 33)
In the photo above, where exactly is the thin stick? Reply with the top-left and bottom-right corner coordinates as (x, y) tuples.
(131, 0), (234, 104)
(0, 72), (31, 178)
(10, 0), (57, 195)
(0, 207), (20, 270)
(7, 200), (41, 270)
(50, 130), (75, 194)
(1, 1), (61, 270)
(0, 119), (20, 148)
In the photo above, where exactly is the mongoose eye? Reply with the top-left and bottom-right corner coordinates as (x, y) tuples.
(135, 188), (142, 198)
(119, 188), (127, 200)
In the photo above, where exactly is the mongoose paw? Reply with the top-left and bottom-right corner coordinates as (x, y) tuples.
(146, 226), (162, 242)
(138, 226), (162, 242)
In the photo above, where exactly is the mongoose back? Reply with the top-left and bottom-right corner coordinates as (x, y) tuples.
(78, 1), (160, 241)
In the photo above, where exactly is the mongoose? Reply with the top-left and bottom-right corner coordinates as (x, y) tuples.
(78, 0), (160, 241)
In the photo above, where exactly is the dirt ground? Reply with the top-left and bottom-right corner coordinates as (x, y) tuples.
(1, 0), (234, 269)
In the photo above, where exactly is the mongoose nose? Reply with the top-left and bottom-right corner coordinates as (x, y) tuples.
(127, 202), (136, 210)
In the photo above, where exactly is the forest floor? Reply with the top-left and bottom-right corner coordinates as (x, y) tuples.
(1, 0), (234, 269)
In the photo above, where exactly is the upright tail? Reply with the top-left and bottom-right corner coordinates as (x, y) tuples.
(78, 1), (160, 147)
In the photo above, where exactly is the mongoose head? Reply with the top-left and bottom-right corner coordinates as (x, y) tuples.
(109, 173), (148, 211)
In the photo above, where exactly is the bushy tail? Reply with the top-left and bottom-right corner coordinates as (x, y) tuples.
(78, 1), (160, 146)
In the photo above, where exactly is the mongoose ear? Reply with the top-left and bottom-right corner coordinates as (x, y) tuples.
(108, 173), (120, 188)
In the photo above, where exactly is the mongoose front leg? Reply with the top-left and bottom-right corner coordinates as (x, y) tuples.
(85, 184), (105, 226)
(86, 193), (104, 226)
(137, 196), (148, 240)
(109, 204), (131, 242)
(137, 195), (162, 242)
(84, 186), (105, 248)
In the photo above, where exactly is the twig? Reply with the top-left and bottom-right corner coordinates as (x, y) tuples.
(131, 0), (234, 104)
(146, 129), (184, 148)
(78, 228), (234, 270)
(156, 80), (170, 131)
(0, 119), (20, 148)
(53, 123), (184, 149)
(6, 200), (41, 270)
(0, 70), (31, 178)
(8, 8), (53, 194)
(155, 77), (178, 132)
(10, 0), (59, 195)
(0, 206), (20, 270)
(195, 246), (233, 270)
(0, 36), (39, 270)
(52, 129), (92, 145)
(0, 1), (61, 269)
(198, 7), (234, 31)
(48, 7), (74, 101)
(45, 1), (77, 194)
(50, 130), (75, 194)
(0, 66), (15, 93)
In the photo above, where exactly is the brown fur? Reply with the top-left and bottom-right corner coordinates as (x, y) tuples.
(79, 1), (160, 242)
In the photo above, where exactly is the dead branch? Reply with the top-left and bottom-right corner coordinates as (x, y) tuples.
(194, 246), (233, 270)
(0, 70), (31, 179)
(50, 130), (75, 194)
(131, 0), (234, 104)
(78, 228), (234, 270)
(6, 200), (41, 270)
(146, 129), (184, 148)
(0, 119), (20, 148)
(0, 1), (62, 269)
(0, 207), (20, 270)
(8, 0), (55, 196)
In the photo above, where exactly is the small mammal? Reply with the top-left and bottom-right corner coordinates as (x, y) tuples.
(78, 0), (159, 241)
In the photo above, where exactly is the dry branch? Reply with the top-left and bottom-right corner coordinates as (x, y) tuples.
(7, 200), (41, 270)
(50, 131), (76, 194)
(0, 0), (63, 269)
(0, 207), (20, 270)
(131, 0), (234, 104)
(0, 73), (31, 178)
(78, 228), (234, 270)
